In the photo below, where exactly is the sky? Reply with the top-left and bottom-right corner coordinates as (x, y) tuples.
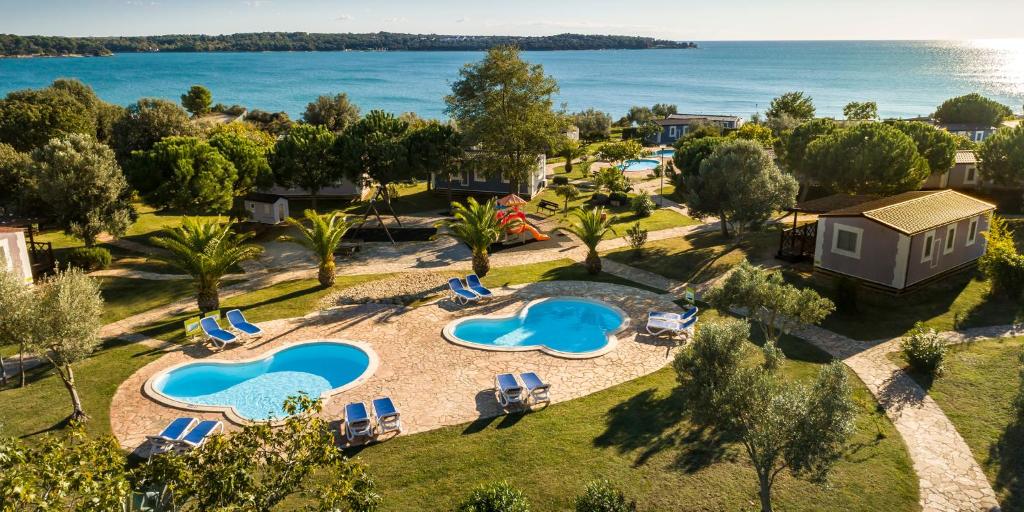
(1, 0), (1024, 41)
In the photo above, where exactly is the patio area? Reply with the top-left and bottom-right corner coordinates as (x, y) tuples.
(110, 280), (684, 453)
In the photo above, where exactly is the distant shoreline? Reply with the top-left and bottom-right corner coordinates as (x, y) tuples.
(0, 32), (698, 58)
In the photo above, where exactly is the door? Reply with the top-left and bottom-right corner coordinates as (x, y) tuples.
(930, 238), (941, 269)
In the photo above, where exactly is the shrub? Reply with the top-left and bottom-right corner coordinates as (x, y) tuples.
(901, 323), (947, 377)
(65, 247), (111, 271)
(979, 216), (1024, 298)
(574, 480), (637, 512)
(651, 164), (663, 177)
(608, 191), (629, 205)
(457, 481), (530, 512)
(625, 222), (647, 252)
(630, 191), (654, 218)
(590, 192), (609, 205)
(552, 175), (569, 186)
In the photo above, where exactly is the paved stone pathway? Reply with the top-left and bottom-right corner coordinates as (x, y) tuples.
(791, 323), (1002, 511)
(110, 281), (684, 455)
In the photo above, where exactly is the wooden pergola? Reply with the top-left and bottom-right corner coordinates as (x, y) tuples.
(776, 194), (878, 262)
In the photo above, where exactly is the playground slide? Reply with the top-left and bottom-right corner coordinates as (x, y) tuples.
(517, 223), (550, 241)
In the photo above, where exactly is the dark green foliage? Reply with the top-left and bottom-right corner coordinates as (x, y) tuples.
(979, 125), (1024, 188)
(672, 318), (750, 416)
(608, 191), (629, 205)
(129, 136), (237, 213)
(0, 33), (697, 56)
(672, 136), (725, 176)
(111, 98), (193, 162)
(885, 120), (958, 174)
(0, 142), (33, 214)
(934, 93), (1013, 126)
(625, 222), (648, 252)
(804, 122), (929, 195)
(208, 124), (274, 195)
(833, 275), (861, 313)
(572, 108), (612, 142)
(843, 101), (878, 121)
(589, 192), (609, 205)
(0, 87), (95, 152)
(336, 110), (424, 207)
(651, 103), (678, 117)
(66, 247), (112, 270)
(780, 118), (838, 177)
(630, 191), (654, 217)
(574, 480), (637, 512)
(180, 85), (212, 116)
(302, 93), (361, 133)
(766, 91), (816, 121)
(901, 323), (947, 377)
(246, 109), (293, 136)
(552, 175), (569, 186)
(271, 123), (338, 205)
(979, 216), (1024, 299)
(457, 481), (531, 512)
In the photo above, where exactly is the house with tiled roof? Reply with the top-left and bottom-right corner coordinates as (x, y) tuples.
(813, 189), (995, 292)
(650, 113), (745, 145)
(922, 149), (982, 190)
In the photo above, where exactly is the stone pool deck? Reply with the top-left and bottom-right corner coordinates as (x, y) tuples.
(111, 281), (684, 454)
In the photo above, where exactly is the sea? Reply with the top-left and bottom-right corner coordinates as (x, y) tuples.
(1, 40), (1022, 120)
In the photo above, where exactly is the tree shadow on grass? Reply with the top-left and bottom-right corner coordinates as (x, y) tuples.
(989, 416), (1024, 511)
(593, 386), (730, 471)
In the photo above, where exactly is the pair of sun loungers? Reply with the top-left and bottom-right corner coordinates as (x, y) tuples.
(146, 417), (224, 458)
(646, 306), (699, 338)
(342, 396), (402, 442)
(199, 309), (263, 348)
(447, 274), (493, 304)
(495, 372), (550, 408)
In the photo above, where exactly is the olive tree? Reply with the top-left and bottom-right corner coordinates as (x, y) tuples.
(705, 259), (835, 347)
(302, 92), (361, 133)
(572, 108), (612, 142)
(111, 98), (194, 162)
(674, 318), (856, 512)
(33, 134), (135, 246)
(766, 91), (815, 122)
(0, 268), (34, 387)
(0, 87), (95, 152)
(685, 140), (798, 238)
(804, 122), (929, 195)
(25, 268), (105, 422)
(597, 140), (643, 168)
(672, 136), (725, 176)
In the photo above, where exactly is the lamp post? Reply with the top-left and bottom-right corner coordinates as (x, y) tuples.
(658, 144), (666, 206)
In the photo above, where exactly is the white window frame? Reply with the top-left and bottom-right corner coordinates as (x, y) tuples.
(473, 170), (487, 183)
(668, 126), (677, 138)
(964, 165), (977, 185)
(830, 224), (863, 259)
(921, 230), (936, 262)
(459, 171), (469, 186)
(500, 172), (510, 184)
(975, 131), (985, 142)
(966, 216), (979, 246)
(943, 224), (957, 255)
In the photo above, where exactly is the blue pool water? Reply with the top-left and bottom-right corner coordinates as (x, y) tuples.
(651, 149), (675, 158)
(619, 159), (661, 172)
(153, 341), (371, 420)
(450, 298), (625, 355)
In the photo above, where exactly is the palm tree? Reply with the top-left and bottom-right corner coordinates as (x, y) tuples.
(151, 218), (263, 313)
(561, 207), (616, 274)
(280, 209), (356, 287)
(435, 197), (503, 277)
(560, 140), (587, 175)
(554, 184), (580, 213)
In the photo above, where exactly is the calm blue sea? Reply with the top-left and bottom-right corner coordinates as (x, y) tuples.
(1, 40), (1022, 119)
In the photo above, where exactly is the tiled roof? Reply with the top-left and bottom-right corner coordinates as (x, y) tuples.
(655, 113), (743, 126)
(955, 150), (977, 165)
(792, 194), (879, 214)
(0, 226), (24, 233)
(821, 189), (995, 234)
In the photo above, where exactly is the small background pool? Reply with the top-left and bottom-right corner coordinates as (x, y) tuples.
(618, 159), (661, 172)
(651, 149), (675, 158)
(153, 341), (370, 420)
(450, 298), (625, 354)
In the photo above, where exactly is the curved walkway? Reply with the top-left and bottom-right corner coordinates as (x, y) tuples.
(110, 281), (683, 454)
(794, 323), (1002, 511)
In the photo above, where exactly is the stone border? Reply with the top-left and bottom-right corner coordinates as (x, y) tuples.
(142, 339), (380, 426)
(441, 297), (630, 359)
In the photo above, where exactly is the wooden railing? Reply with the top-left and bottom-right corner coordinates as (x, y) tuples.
(24, 225), (55, 277)
(777, 222), (817, 262)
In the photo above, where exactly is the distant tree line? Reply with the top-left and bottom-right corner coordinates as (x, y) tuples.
(0, 32), (698, 57)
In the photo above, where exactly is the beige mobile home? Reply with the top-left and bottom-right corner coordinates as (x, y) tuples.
(814, 190), (995, 292)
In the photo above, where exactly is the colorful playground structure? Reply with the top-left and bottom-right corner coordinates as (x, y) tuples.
(496, 194), (550, 242)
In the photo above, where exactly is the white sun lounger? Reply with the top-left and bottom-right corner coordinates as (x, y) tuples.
(448, 278), (480, 305)
(519, 372), (550, 404)
(225, 309), (262, 338)
(344, 402), (373, 441)
(199, 316), (238, 348)
(646, 313), (698, 338)
(372, 397), (402, 435)
(495, 373), (524, 408)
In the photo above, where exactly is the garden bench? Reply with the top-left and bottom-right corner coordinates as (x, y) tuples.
(537, 199), (560, 215)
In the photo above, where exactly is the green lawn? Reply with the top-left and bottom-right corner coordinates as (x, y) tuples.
(890, 337), (1024, 510)
(604, 228), (779, 285)
(98, 277), (199, 324)
(481, 258), (665, 293)
(531, 185), (697, 234)
(344, 328), (917, 511)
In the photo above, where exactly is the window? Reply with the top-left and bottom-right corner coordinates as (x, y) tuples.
(964, 165), (977, 185)
(668, 126), (677, 138)
(473, 171), (487, 182)
(500, 172), (510, 183)
(459, 171), (469, 186)
(921, 230), (935, 262)
(966, 217), (979, 246)
(944, 224), (957, 254)
(975, 131), (985, 142)
(830, 224), (863, 259)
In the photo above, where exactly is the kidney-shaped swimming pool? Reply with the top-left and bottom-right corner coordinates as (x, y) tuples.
(443, 297), (629, 358)
(147, 340), (377, 421)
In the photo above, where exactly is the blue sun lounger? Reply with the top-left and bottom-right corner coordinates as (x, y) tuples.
(465, 274), (493, 299)
(173, 420), (223, 452)
(344, 402), (373, 441)
(495, 373), (524, 408)
(448, 278), (480, 305)
(225, 309), (262, 338)
(649, 306), (698, 323)
(519, 372), (551, 404)
(372, 397), (402, 434)
(146, 417), (198, 457)
(199, 316), (237, 348)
